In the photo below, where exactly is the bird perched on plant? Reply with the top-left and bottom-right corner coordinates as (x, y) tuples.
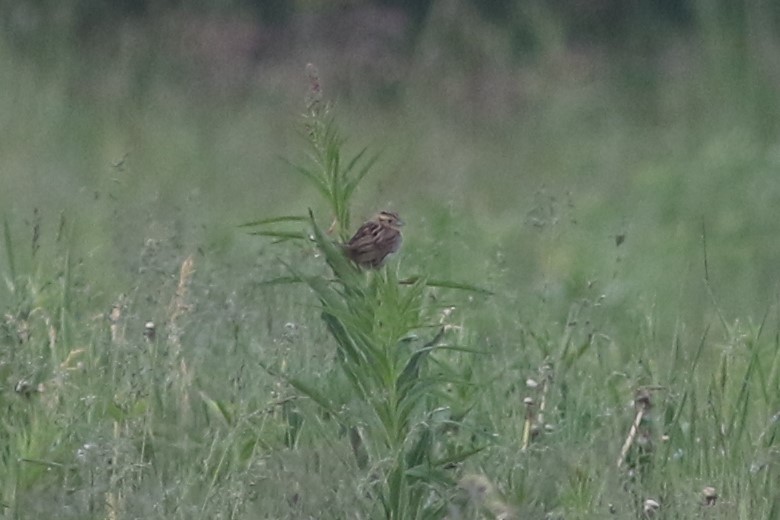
(344, 211), (404, 269)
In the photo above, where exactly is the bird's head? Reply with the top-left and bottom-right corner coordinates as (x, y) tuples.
(376, 210), (404, 229)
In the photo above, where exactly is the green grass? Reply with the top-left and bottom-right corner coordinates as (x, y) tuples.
(3, 16), (780, 519)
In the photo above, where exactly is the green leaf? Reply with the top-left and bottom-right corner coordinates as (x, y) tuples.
(105, 401), (126, 422)
(282, 158), (330, 198)
(321, 311), (365, 368)
(19, 458), (66, 469)
(237, 215), (308, 228)
(257, 276), (305, 286)
(3, 218), (17, 295)
(307, 209), (360, 283)
(399, 276), (494, 295)
(396, 347), (433, 395)
(258, 360), (341, 418)
(433, 445), (487, 468)
(245, 230), (307, 240)
(283, 401), (305, 448)
(405, 464), (456, 486)
(199, 391), (233, 427)
(431, 345), (487, 355)
(344, 149), (381, 199)
(342, 146), (369, 177)
(396, 381), (436, 429)
(287, 376), (340, 417)
(405, 426), (433, 468)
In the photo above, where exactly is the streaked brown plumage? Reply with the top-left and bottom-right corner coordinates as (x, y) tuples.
(344, 211), (404, 268)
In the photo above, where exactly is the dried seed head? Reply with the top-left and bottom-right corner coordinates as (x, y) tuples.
(305, 63), (323, 113)
(539, 363), (553, 379)
(634, 389), (652, 410)
(14, 380), (31, 395)
(702, 486), (717, 506)
(489, 501), (514, 520)
(440, 306), (455, 321)
(109, 304), (122, 323)
(144, 321), (156, 341)
(14, 380), (42, 397)
(643, 498), (660, 516)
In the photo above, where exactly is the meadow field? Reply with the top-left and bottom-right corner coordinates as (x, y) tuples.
(2, 2), (780, 518)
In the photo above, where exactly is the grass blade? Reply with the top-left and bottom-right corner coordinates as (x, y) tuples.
(245, 230), (307, 240)
(237, 215), (308, 228)
(400, 277), (493, 295)
(3, 218), (17, 295)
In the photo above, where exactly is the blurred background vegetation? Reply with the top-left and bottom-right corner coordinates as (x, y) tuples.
(3, 0), (779, 313)
(3, 0), (779, 328)
(3, 1), (780, 517)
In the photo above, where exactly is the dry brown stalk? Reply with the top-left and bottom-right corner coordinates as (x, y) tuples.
(617, 388), (653, 469)
(167, 255), (196, 358)
(521, 364), (552, 451)
(167, 255), (197, 423)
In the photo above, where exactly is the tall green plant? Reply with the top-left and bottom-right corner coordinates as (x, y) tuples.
(243, 65), (485, 518)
